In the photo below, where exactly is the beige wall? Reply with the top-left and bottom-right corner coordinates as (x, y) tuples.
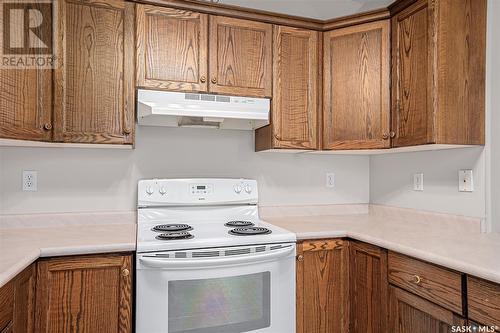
(0, 127), (370, 215)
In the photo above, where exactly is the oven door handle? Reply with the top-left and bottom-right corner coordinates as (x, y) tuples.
(138, 245), (295, 269)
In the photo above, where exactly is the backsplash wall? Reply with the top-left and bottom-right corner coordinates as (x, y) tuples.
(0, 127), (370, 215)
(370, 148), (486, 219)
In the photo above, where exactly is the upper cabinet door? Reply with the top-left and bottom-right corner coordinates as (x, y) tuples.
(53, 0), (135, 144)
(136, 5), (208, 92)
(0, 2), (52, 142)
(323, 20), (390, 150)
(209, 16), (272, 97)
(272, 26), (318, 149)
(392, 0), (435, 147)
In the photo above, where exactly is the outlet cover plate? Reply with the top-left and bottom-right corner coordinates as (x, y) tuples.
(459, 169), (474, 192)
(326, 173), (335, 188)
(22, 170), (37, 191)
(413, 173), (424, 191)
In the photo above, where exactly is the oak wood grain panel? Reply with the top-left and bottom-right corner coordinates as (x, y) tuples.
(271, 26), (318, 149)
(323, 20), (390, 150)
(436, 0), (486, 145)
(0, 280), (13, 332)
(53, 0), (135, 144)
(301, 239), (349, 333)
(389, 286), (466, 332)
(209, 16), (272, 97)
(35, 253), (133, 333)
(12, 264), (36, 333)
(349, 241), (388, 333)
(136, 5), (208, 92)
(388, 252), (463, 314)
(0, 2), (52, 142)
(468, 276), (500, 327)
(391, 0), (436, 147)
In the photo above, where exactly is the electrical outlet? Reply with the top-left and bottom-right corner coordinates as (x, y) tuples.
(413, 173), (424, 191)
(326, 173), (335, 188)
(459, 169), (474, 192)
(22, 170), (37, 191)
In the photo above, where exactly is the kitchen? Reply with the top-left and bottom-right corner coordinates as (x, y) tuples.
(0, 0), (499, 332)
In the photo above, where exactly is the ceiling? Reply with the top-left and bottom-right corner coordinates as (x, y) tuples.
(217, 0), (394, 20)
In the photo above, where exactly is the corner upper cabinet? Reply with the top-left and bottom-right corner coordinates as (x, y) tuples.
(209, 16), (272, 97)
(323, 20), (390, 150)
(391, 0), (486, 147)
(136, 5), (208, 92)
(0, 2), (52, 142)
(256, 26), (319, 151)
(53, 0), (135, 144)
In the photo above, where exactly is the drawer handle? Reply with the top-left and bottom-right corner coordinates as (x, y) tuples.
(200, 76), (206, 83)
(412, 275), (422, 284)
(297, 255), (304, 262)
(211, 77), (217, 84)
(122, 269), (130, 277)
(43, 123), (52, 130)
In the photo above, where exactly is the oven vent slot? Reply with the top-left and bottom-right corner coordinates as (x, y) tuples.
(270, 245), (284, 250)
(225, 248), (251, 256)
(255, 246), (266, 253)
(174, 252), (187, 258)
(192, 251), (220, 258)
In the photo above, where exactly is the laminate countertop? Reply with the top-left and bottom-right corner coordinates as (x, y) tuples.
(0, 223), (136, 288)
(263, 206), (500, 285)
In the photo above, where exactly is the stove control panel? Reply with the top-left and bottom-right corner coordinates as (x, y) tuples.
(138, 178), (258, 207)
(190, 183), (213, 195)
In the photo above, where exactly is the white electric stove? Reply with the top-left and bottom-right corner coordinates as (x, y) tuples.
(136, 178), (296, 333)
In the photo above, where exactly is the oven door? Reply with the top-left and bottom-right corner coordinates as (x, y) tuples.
(136, 243), (296, 333)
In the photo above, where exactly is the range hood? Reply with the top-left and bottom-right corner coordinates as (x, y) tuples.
(137, 89), (270, 130)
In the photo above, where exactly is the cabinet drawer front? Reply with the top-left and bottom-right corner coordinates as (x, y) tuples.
(0, 281), (13, 331)
(388, 252), (462, 313)
(468, 277), (500, 326)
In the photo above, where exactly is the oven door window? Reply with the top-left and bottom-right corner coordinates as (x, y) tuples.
(168, 272), (271, 333)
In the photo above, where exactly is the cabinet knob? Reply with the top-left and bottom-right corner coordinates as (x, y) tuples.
(122, 269), (130, 277)
(211, 77), (217, 84)
(297, 255), (304, 262)
(382, 133), (389, 140)
(43, 123), (52, 130)
(123, 127), (132, 135)
(390, 131), (396, 138)
(200, 76), (207, 83)
(412, 275), (422, 284)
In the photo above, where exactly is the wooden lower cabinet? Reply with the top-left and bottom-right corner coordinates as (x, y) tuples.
(0, 264), (36, 333)
(349, 241), (388, 333)
(389, 286), (465, 332)
(35, 253), (133, 333)
(296, 239), (349, 333)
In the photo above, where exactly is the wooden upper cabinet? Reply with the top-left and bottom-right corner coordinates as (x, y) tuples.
(349, 241), (388, 333)
(389, 286), (465, 332)
(391, 0), (486, 147)
(209, 16), (272, 97)
(35, 254), (132, 333)
(0, 2), (52, 142)
(323, 20), (390, 150)
(53, 0), (135, 144)
(297, 239), (349, 333)
(272, 26), (318, 149)
(136, 5), (208, 92)
(391, 0), (434, 147)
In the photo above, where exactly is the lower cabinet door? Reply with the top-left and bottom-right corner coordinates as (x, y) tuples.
(35, 254), (133, 333)
(297, 239), (349, 333)
(389, 286), (465, 332)
(349, 241), (388, 333)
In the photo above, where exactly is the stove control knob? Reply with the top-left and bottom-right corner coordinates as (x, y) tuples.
(159, 186), (167, 195)
(146, 186), (154, 195)
(244, 184), (252, 193)
(234, 185), (242, 194)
